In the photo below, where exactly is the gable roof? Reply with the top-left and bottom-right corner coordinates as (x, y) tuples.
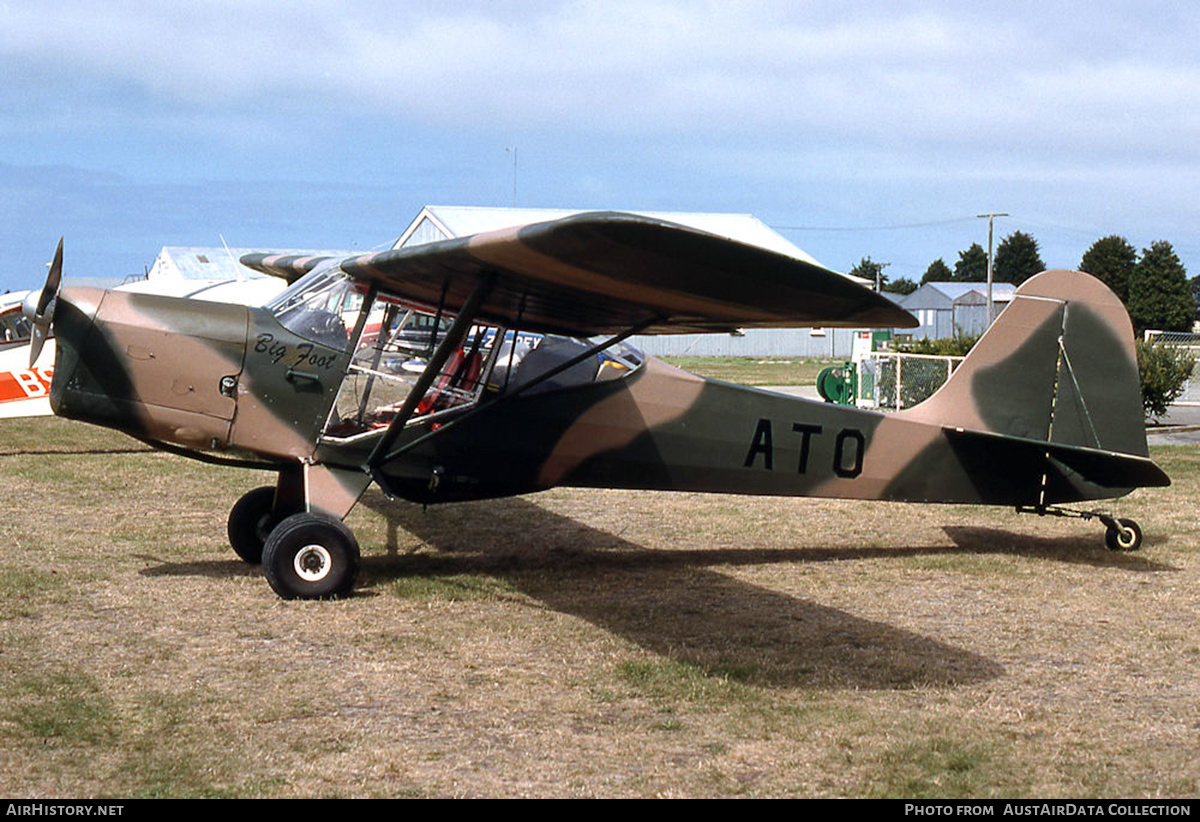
(146, 247), (271, 282)
(916, 281), (1018, 301)
(900, 281), (1018, 310)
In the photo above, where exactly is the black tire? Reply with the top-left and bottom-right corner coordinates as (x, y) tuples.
(1105, 518), (1143, 552)
(227, 486), (282, 564)
(261, 512), (360, 600)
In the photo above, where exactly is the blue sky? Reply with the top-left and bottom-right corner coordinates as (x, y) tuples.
(2, 1), (1198, 292)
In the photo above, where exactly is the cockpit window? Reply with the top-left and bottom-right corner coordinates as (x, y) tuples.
(267, 266), (360, 351)
(321, 301), (645, 442)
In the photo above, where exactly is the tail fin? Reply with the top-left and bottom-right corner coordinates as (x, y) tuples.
(901, 270), (1148, 458)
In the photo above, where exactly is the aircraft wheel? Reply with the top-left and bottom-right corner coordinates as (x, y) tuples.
(227, 486), (286, 564)
(261, 512), (360, 600)
(1104, 518), (1143, 552)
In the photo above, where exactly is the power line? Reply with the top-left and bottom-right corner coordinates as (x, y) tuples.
(770, 216), (980, 232)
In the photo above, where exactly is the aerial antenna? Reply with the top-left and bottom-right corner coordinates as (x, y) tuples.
(505, 146), (517, 207)
(219, 234), (245, 282)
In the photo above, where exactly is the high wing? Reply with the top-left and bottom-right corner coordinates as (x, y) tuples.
(244, 212), (917, 336)
(238, 253), (342, 285)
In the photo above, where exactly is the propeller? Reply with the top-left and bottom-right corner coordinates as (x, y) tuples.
(26, 237), (63, 367)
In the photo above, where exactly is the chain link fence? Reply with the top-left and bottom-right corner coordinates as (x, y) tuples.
(857, 352), (964, 410)
(1143, 330), (1200, 405)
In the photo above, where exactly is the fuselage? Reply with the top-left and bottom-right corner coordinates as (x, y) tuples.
(47, 281), (1145, 514)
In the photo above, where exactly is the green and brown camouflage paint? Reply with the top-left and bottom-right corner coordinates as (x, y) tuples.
(41, 212), (1166, 544)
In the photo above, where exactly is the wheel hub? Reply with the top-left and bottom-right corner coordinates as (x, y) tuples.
(294, 544), (332, 582)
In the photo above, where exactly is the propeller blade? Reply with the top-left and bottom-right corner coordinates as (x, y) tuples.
(37, 238), (63, 317)
(28, 323), (49, 368)
(28, 237), (63, 367)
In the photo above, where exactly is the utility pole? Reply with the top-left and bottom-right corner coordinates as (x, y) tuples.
(875, 261), (890, 292)
(977, 212), (1009, 324)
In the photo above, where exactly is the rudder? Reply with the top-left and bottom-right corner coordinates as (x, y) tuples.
(901, 270), (1148, 458)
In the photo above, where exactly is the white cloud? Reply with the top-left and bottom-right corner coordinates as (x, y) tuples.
(5, 1), (1194, 146)
(3, 0), (1198, 275)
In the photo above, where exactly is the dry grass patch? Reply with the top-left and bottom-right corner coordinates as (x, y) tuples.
(0, 418), (1197, 797)
(661, 357), (836, 386)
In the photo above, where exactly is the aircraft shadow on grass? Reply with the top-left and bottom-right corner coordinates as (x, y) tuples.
(359, 493), (1019, 691)
(144, 489), (1181, 691)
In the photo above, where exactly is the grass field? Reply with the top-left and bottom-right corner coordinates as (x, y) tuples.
(0, 414), (1197, 798)
(660, 357), (838, 386)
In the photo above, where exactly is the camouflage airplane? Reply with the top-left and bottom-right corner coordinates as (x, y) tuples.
(26, 212), (1168, 599)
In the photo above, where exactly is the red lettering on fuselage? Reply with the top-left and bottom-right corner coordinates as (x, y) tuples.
(0, 367), (53, 401)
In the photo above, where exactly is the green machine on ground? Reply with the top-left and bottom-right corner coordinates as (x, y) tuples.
(817, 330), (892, 405)
(816, 362), (855, 404)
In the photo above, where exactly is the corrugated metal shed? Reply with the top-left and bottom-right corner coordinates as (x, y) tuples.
(125, 247), (336, 304)
(898, 282), (1016, 340)
(144, 247), (269, 282)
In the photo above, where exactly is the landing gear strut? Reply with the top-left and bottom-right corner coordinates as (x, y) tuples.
(1017, 505), (1143, 552)
(229, 464), (371, 598)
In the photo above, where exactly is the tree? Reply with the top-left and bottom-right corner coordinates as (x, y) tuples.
(921, 258), (952, 284)
(993, 231), (1045, 285)
(848, 256), (886, 290)
(1080, 235), (1138, 303)
(884, 277), (918, 295)
(953, 244), (987, 282)
(1127, 240), (1194, 333)
(1137, 339), (1196, 419)
(902, 333), (981, 357)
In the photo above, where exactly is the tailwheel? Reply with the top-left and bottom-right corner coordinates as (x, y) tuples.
(1017, 505), (1145, 552)
(227, 486), (288, 564)
(262, 512), (360, 600)
(1104, 518), (1143, 552)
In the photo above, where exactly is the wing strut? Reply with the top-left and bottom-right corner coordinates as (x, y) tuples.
(365, 316), (660, 481)
(362, 272), (497, 471)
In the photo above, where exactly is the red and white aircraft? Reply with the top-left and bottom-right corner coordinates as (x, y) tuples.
(0, 292), (53, 418)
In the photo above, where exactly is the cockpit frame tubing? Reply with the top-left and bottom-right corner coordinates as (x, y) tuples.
(366, 315), (661, 472)
(346, 283), (379, 348)
(315, 282), (379, 442)
(353, 301), (401, 425)
(363, 272), (497, 470)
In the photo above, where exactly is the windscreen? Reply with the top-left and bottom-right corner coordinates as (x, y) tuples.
(267, 265), (363, 352)
(321, 300), (645, 442)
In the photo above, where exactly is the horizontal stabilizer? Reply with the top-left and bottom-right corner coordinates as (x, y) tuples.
(944, 427), (1169, 505)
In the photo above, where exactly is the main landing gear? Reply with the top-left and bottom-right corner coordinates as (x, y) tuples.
(261, 513), (360, 600)
(227, 487), (361, 599)
(1017, 505), (1144, 552)
(227, 486), (288, 564)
